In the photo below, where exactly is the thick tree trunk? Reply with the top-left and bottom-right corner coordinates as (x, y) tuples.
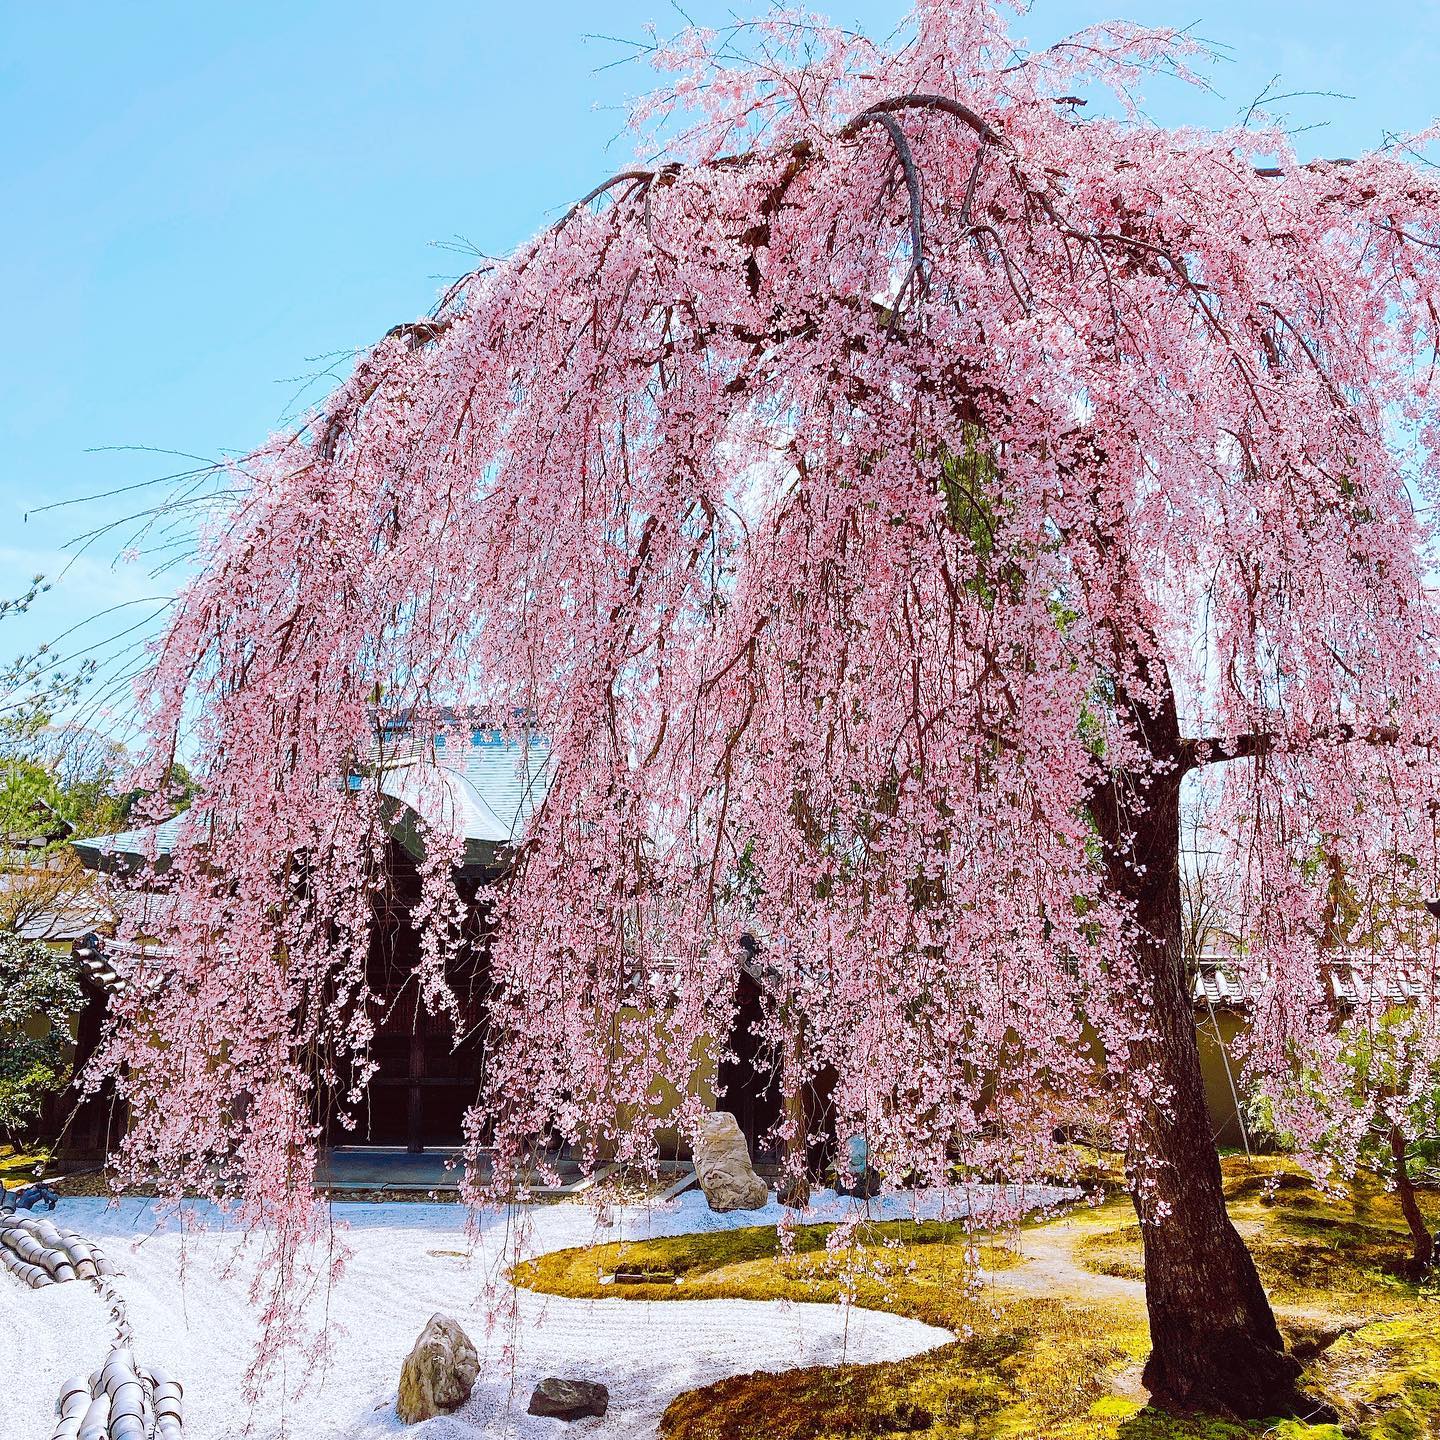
(1389, 1125), (1435, 1273)
(1092, 654), (1311, 1417)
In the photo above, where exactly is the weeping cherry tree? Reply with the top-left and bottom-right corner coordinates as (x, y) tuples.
(98, 1), (1440, 1417)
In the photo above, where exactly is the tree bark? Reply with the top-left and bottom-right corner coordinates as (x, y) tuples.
(1091, 649), (1311, 1417)
(1389, 1124), (1435, 1273)
(778, 1015), (812, 1209)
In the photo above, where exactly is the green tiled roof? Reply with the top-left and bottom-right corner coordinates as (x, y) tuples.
(72, 733), (553, 873)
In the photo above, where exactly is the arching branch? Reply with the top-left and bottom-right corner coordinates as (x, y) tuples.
(842, 93), (1007, 150)
(317, 319), (456, 461)
(306, 86), (1383, 464)
(560, 166), (677, 227)
(843, 109), (927, 319)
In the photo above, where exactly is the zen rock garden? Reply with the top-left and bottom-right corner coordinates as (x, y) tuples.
(1, 1196), (185, 1440)
(391, 1111), (768, 1426)
(397, 1313), (610, 1425)
(2, 1110), (775, 1436)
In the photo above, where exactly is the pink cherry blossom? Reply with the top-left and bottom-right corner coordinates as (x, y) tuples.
(91, 2), (1440, 1412)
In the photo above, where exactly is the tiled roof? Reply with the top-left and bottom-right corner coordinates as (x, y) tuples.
(69, 812), (189, 870)
(0, 872), (115, 942)
(70, 729), (552, 873)
(372, 727), (551, 846)
(1193, 955), (1440, 1008)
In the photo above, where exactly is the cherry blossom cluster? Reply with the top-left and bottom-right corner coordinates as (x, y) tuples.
(94, 0), (1440, 1358)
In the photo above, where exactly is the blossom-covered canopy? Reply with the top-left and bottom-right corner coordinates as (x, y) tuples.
(99, 4), (1440, 1394)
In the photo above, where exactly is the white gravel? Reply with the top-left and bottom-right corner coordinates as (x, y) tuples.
(0, 1183), (1077, 1439)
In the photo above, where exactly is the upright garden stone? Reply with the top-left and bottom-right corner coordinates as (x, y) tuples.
(693, 1110), (768, 1212)
(396, 1313), (479, 1424)
(835, 1133), (882, 1198)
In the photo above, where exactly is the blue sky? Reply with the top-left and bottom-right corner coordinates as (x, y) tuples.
(2, 0), (1438, 727)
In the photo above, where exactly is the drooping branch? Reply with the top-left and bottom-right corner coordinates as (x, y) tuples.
(306, 91), (1021, 459)
(317, 318), (456, 461)
(844, 109), (928, 314)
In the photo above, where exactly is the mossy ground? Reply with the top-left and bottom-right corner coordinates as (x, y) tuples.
(660, 1297), (1147, 1440)
(1080, 1160), (1437, 1323)
(516, 1216), (1018, 1322)
(0, 1144), (47, 1184)
(520, 1215), (1137, 1438)
(516, 1157), (1439, 1440)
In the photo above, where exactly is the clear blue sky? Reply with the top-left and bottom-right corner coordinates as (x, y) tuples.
(2, 0), (1437, 720)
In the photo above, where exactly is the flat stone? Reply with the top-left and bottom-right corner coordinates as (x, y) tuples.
(527, 1377), (610, 1420)
(396, 1313), (480, 1424)
(612, 1265), (676, 1284)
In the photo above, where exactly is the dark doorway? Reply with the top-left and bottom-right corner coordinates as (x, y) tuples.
(717, 966), (781, 1163)
(717, 959), (839, 1174)
(359, 1020), (485, 1151)
(325, 843), (492, 1154)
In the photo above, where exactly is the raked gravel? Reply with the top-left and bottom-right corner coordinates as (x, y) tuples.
(0, 1183), (1077, 1439)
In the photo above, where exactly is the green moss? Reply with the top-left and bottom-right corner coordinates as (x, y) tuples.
(1075, 1223), (1148, 1282)
(0, 1144), (47, 1182)
(515, 1216), (1019, 1329)
(659, 1299), (1143, 1440)
(516, 1168), (1440, 1440)
(1221, 1169), (1326, 1204)
(1077, 1186), (1435, 1317)
(1110, 1412), (1345, 1439)
(1113, 1412), (1264, 1438)
(1316, 1315), (1440, 1439)
(1089, 1395), (1142, 1421)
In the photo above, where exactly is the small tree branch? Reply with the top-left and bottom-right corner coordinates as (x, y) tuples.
(1180, 722), (1422, 773)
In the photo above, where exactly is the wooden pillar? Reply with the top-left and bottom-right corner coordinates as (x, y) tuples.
(408, 1030), (425, 1154)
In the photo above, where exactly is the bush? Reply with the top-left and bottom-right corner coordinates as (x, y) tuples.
(0, 934), (82, 1139)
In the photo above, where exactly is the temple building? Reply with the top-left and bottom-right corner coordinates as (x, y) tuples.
(61, 718), (1417, 1176)
(65, 720), (783, 1174)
